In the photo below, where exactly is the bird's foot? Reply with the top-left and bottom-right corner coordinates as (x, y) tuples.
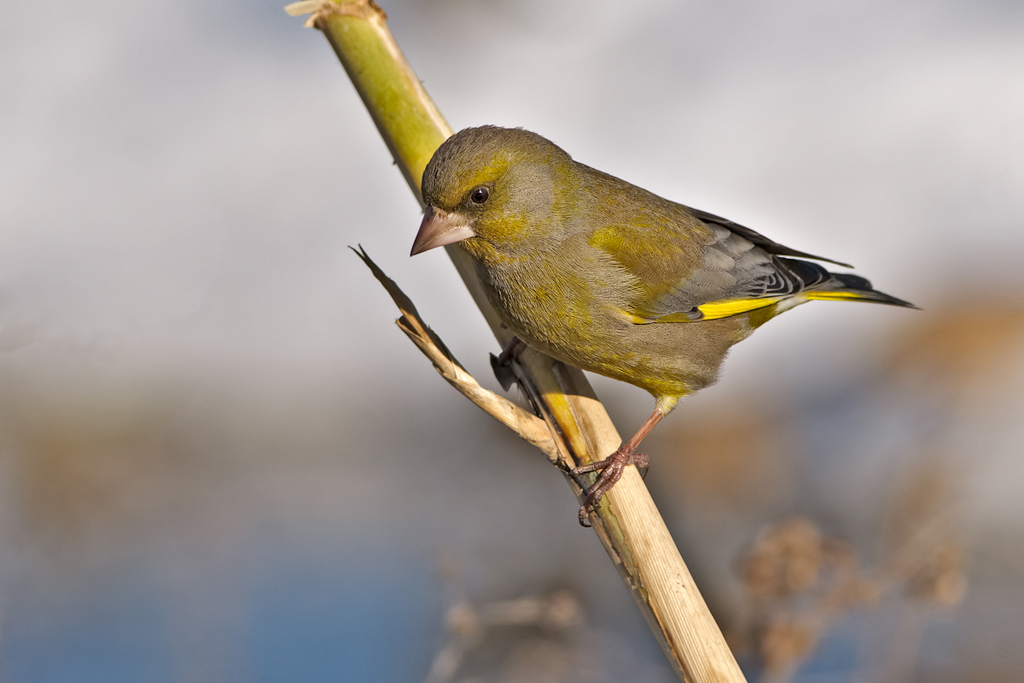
(489, 336), (526, 391)
(571, 448), (649, 526)
(489, 354), (517, 391)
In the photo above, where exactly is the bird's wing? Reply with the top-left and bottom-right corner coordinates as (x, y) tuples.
(689, 208), (852, 268)
(590, 209), (838, 323)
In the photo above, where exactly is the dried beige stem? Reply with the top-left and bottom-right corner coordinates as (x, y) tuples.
(352, 246), (557, 458)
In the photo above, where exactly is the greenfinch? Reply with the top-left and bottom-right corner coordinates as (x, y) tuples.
(411, 126), (914, 523)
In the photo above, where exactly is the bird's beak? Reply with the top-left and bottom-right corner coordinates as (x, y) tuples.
(410, 206), (476, 256)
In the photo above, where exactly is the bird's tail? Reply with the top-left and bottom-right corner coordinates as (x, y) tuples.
(778, 258), (918, 309)
(805, 272), (918, 309)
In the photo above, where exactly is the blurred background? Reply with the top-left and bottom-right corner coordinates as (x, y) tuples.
(2, 0), (1023, 681)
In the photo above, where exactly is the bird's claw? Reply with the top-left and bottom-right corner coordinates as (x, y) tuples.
(490, 336), (526, 391)
(572, 448), (649, 526)
(489, 352), (517, 391)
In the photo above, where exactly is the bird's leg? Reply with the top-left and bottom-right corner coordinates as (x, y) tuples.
(490, 336), (526, 391)
(572, 407), (665, 525)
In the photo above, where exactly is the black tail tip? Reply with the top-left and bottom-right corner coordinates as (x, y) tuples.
(831, 273), (920, 309)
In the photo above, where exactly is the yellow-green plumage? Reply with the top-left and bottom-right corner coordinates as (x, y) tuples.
(412, 125), (915, 521)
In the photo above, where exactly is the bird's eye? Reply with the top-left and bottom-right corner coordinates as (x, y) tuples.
(469, 186), (490, 205)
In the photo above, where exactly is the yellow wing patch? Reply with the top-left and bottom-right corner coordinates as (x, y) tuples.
(617, 297), (786, 324)
(803, 291), (869, 302)
(697, 297), (785, 320)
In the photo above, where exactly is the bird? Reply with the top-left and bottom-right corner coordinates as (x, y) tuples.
(411, 125), (915, 524)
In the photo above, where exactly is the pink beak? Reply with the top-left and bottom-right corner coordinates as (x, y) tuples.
(410, 206), (476, 256)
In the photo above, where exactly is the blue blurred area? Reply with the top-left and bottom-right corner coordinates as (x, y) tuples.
(241, 541), (440, 683)
(4, 569), (175, 683)
(2, 536), (444, 682)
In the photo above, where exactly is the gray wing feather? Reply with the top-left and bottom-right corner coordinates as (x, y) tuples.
(644, 224), (830, 320)
(691, 208), (852, 268)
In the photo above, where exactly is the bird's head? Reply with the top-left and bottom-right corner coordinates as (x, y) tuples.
(411, 126), (572, 258)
